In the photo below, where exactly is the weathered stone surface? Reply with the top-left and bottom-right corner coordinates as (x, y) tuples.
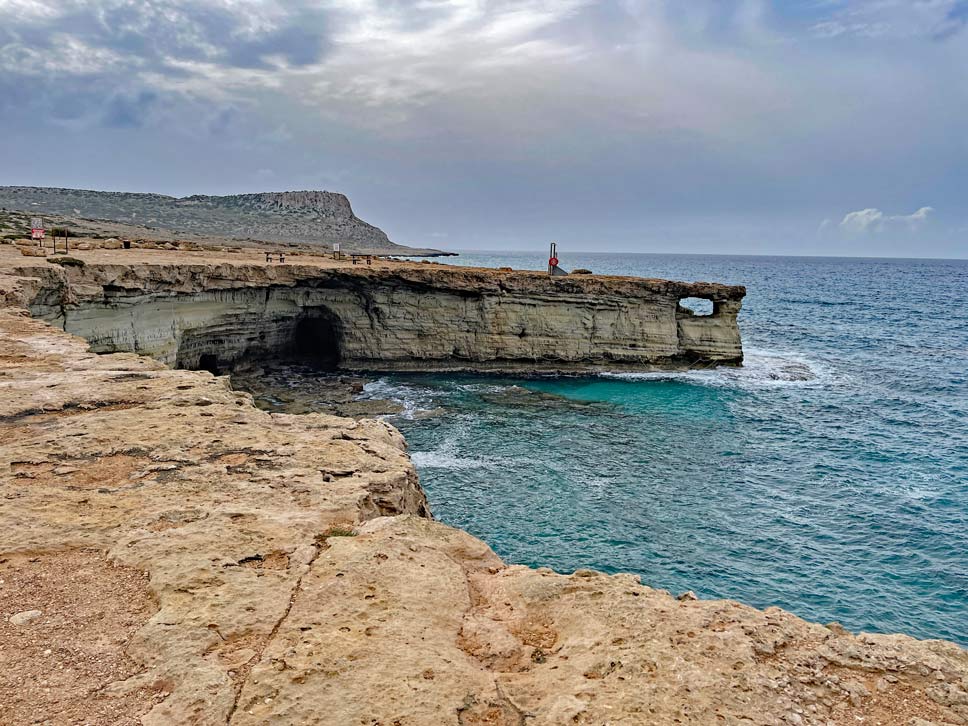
(1, 248), (965, 726)
(0, 550), (161, 725)
(0, 307), (427, 725)
(7, 609), (42, 625)
(11, 250), (745, 372)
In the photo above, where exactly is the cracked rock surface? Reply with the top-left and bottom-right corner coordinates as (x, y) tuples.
(0, 252), (966, 726)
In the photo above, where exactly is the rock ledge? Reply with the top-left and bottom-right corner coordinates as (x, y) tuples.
(1, 253), (965, 726)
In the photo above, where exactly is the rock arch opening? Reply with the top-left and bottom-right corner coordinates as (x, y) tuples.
(677, 297), (715, 317)
(173, 304), (345, 374)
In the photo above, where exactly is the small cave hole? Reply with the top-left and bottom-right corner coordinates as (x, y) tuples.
(198, 353), (221, 375)
(292, 314), (341, 370)
(678, 297), (715, 317)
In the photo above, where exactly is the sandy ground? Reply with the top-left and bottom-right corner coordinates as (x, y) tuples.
(0, 550), (163, 725)
(0, 238), (450, 271)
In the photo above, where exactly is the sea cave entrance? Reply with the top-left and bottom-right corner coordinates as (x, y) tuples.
(291, 309), (342, 370)
(197, 353), (221, 375)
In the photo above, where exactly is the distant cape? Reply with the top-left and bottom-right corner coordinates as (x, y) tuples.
(0, 186), (440, 254)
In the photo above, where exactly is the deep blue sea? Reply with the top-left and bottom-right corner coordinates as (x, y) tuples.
(354, 251), (968, 644)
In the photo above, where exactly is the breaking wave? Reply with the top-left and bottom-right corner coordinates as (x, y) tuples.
(600, 349), (844, 390)
(410, 449), (492, 470)
(359, 379), (437, 419)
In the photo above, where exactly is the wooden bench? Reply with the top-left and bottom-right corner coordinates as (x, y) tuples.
(350, 254), (373, 266)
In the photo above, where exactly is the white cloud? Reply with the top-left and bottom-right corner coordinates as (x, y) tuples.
(839, 206), (934, 234)
(840, 208), (884, 233)
(308, 0), (594, 119)
(902, 206), (934, 224)
(808, 0), (965, 40)
(0, 33), (130, 75)
(0, 0), (965, 257)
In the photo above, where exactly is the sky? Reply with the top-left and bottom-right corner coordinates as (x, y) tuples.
(0, 0), (965, 257)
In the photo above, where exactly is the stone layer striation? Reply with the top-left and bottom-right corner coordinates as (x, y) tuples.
(16, 259), (746, 373)
(1, 254), (966, 726)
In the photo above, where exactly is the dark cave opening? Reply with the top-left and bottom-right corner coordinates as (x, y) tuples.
(291, 312), (342, 370)
(197, 353), (221, 375)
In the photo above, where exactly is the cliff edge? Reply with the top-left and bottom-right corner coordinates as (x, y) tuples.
(0, 251), (966, 726)
(12, 248), (746, 373)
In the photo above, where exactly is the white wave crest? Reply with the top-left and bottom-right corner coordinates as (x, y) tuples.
(410, 450), (492, 470)
(359, 379), (437, 419)
(601, 349), (843, 390)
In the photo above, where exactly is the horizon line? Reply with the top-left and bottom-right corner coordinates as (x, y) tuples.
(440, 248), (968, 263)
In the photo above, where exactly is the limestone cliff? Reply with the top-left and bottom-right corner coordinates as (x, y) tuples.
(1, 279), (966, 726)
(15, 258), (746, 373)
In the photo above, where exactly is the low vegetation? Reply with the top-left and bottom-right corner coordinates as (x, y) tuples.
(46, 256), (85, 268)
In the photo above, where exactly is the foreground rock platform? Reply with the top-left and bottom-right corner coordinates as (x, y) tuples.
(1, 248), (966, 725)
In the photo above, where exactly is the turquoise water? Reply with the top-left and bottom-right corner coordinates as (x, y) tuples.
(360, 252), (968, 644)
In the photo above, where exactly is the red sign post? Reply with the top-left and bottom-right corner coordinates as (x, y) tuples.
(30, 217), (45, 242)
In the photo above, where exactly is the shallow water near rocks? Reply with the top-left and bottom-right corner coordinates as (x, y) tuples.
(263, 252), (968, 644)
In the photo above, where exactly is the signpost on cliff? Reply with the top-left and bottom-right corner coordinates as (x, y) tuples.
(51, 227), (70, 255)
(30, 217), (45, 246)
(548, 242), (568, 276)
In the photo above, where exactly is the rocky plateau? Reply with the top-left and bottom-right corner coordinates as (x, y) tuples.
(0, 187), (446, 256)
(0, 245), (965, 726)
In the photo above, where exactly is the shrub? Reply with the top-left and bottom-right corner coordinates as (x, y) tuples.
(316, 524), (356, 542)
(47, 256), (85, 268)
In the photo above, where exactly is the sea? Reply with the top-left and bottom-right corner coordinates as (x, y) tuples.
(297, 252), (968, 644)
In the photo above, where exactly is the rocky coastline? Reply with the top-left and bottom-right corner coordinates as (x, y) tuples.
(1, 246), (966, 725)
(13, 250), (746, 374)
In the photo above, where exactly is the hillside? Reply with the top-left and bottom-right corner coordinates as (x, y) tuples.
(0, 186), (444, 255)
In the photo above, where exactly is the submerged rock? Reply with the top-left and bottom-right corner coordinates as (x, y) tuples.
(230, 364), (402, 419)
(480, 384), (610, 411)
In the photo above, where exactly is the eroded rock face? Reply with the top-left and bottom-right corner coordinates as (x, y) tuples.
(16, 261), (746, 372)
(1, 256), (965, 726)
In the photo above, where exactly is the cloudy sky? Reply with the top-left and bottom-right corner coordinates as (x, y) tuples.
(1, 0), (965, 257)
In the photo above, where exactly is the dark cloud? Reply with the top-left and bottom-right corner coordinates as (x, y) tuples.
(0, 1), (964, 258)
(207, 106), (240, 136)
(103, 90), (159, 128)
(8, 1), (331, 74)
